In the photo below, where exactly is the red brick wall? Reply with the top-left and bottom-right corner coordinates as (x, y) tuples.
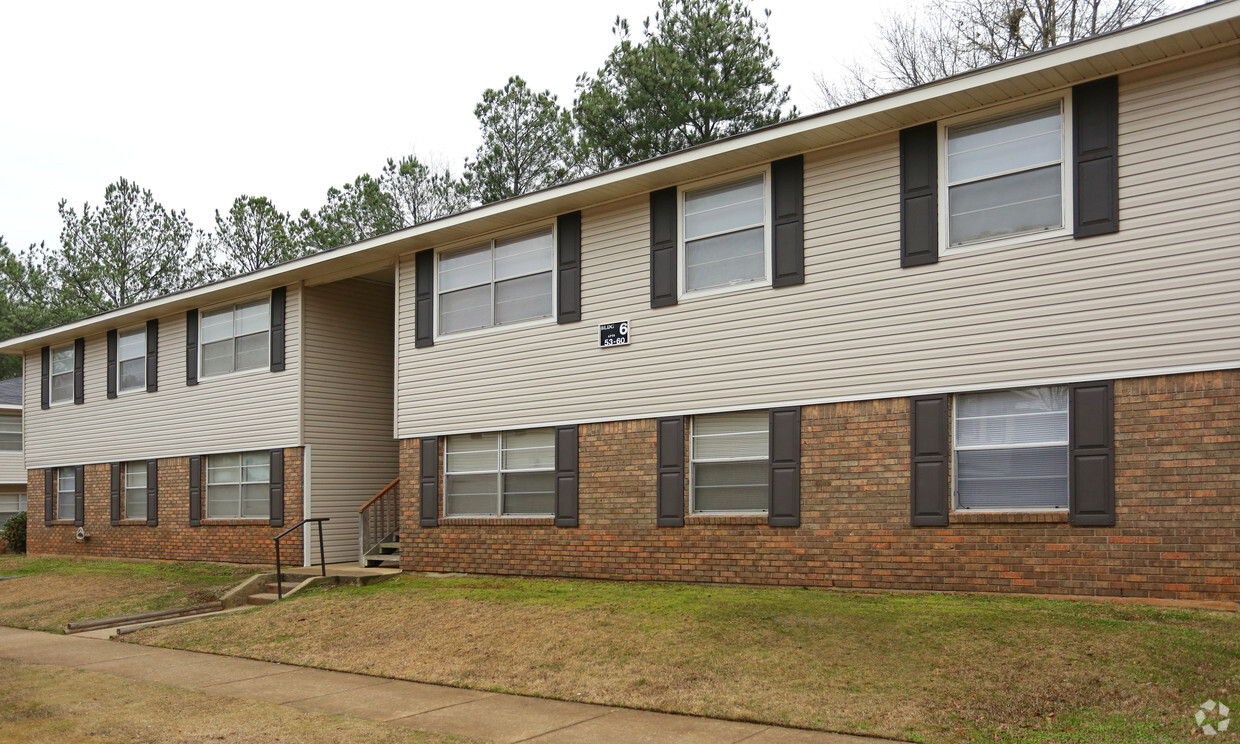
(400, 371), (1239, 605)
(26, 448), (303, 565)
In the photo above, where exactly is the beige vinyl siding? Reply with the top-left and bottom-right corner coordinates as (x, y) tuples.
(23, 286), (302, 467)
(303, 278), (397, 565)
(395, 52), (1239, 437)
(0, 412), (21, 483)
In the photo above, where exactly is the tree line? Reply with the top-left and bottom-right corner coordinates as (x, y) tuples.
(0, 0), (1170, 379)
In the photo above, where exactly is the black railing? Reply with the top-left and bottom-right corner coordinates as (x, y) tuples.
(274, 518), (329, 600)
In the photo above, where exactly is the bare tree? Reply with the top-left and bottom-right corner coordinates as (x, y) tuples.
(815, 0), (1172, 109)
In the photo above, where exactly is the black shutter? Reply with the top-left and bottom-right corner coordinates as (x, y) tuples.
(900, 123), (939, 267)
(419, 436), (438, 527)
(557, 212), (582, 323)
(40, 346), (49, 410)
(768, 407), (801, 527)
(72, 338), (85, 405)
(414, 250), (435, 348)
(110, 462), (121, 525)
(910, 395), (950, 526)
(146, 319), (159, 392)
(106, 330), (118, 399)
(1073, 76), (1120, 238)
(146, 459), (159, 526)
(185, 310), (199, 386)
(771, 155), (805, 287)
(188, 455), (202, 526)
(73, 464), (84, 527)
(554, 425), (579, 527)
(43, 467), (53, 526)
(649, 187), (678, 308)
(1069, 381), (1116, 526)
(269, 449), (284, 527)
(270, 287), (286, 372)
(656, 416), (685, 527)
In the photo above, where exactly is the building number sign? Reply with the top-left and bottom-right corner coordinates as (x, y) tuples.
(598, 321), (630, 347)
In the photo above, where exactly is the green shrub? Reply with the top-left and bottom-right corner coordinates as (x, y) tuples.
(2, 511), (26, 554)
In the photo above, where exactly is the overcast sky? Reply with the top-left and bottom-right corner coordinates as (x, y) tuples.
(0, 0), (1183, 252)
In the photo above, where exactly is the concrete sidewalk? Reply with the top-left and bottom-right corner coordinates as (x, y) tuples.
(0, 625), (889, 744)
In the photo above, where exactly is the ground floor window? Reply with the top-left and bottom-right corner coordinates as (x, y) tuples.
(953, 386), (1069, 510)
(444, 428), (555, 517)
(691, 410), (769, 514)
(56, 467), (75, 521)
(206, 452), (269, 519)
(124, 461), (147, 521)
(0, 492), (25, 523)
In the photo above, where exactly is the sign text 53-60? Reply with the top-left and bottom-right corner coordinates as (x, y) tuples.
(599, 321), (630, 347)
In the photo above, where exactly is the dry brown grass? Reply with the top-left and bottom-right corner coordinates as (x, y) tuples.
(129, 575), (1240, 743)
(0, 555), (250, 632)
(0, 658), (459, 744)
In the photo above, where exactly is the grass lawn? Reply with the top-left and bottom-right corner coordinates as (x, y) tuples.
(127, 574), (1240, 743)
(0, 658), (461, 744)
(0, 554), (251, 632)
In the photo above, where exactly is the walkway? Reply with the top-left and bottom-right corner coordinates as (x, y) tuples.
(0, 626), (889, 744)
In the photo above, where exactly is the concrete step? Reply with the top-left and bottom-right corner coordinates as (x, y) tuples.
(380, 542), (400, 550)
(264, 582), (300, 595)
(247, 593), (281, 605)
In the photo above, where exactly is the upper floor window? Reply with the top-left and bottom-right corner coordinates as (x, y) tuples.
(0, 415), (20, 451)
(201, 298), (269, 378)
(123, 461), (147, 521)
(681, 172), (769, 294)
(438, 228), (553, 336)
(117, 326), (147, 392)
(206, 451), (269, 519)
(50, 344), (75, 404)
(444, 428), (555, 517)
(953, 386), (1069, 510)
(56, 466), (75, 521)
(691, 410), (769, 514)
(944, 100), (1068, 248)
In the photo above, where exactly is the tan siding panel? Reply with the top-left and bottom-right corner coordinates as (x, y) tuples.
(303, 279), (397, 565)
(23, 285), (302, 467)
(395, 54), (1240, 436)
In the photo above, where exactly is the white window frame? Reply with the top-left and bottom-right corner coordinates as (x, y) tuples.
(198, 295), (271, 381)
(938, 92), (1073, 255)
(49, 343), (75, 406)
(123, 461), (147, 521)
(950, 387), (1070, 513)
(434, 222), (558, 341)
(689, 411), (770, 516)
(678, 166), (772, 301)
(56, 466), (75, 521)
(0, 414), (20, 452)
(204, 451), (270, 520)
(443, 429), (556, 518)
(116, 324), (147, 394)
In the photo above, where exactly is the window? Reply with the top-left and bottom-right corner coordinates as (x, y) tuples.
(0, 415), (19, 452)
(953, 386), (1069, 510)
(205, 452), (269, 519)
(123, 461), (147, 521)
(56, 466), (75, 521)
(0, 492), (25, 523)
(444, 428), (555, 517)
(691, 411), (769, 513)
(117, 326), (147, 392)
(200, 298), (270, 377)
(682, 172), (768, 294)
(944, 100), (1067, 247)
(50, 344), (74, 404)
(438, 228), (553, 335)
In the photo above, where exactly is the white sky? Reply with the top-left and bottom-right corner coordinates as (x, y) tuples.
(0, 0), (1035, 250)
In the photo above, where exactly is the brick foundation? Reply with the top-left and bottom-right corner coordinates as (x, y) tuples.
(400, 371), (1239, 605)
(27, 448), (303, 565)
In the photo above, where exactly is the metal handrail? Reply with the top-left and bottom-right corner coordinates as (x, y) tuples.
(274, 517), (329, 600)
